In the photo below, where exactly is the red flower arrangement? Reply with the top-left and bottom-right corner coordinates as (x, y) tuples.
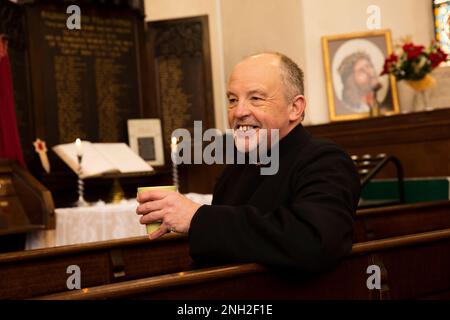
(381, 41), (448, 81)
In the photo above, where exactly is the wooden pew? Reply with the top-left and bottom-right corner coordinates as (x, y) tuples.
(354, 200), (450, 242)
(1, 200), (449, 299)
(0, 233), (192, 299)
(34, 228), (450, 300)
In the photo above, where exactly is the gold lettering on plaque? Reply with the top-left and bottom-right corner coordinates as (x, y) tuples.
(158, 58), (193, 145)
(54, 55), (85, 142)
(41, 10), (136, 142)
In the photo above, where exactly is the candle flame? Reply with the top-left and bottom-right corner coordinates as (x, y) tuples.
(171, 137), (177, 145)
(75, 138), (82, 156)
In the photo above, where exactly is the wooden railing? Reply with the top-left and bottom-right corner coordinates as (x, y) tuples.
(1, 200), (449, 299)
(354, 200), (450, 242)
(0, 233), (192, 299)
(34, 228), (450, 300)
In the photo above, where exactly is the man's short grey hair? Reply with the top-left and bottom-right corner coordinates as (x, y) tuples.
(263, 52), (305, 121)
(247, 52), (305, 101)
(273, 52), (305, 101)
(244, 52), (306, 121)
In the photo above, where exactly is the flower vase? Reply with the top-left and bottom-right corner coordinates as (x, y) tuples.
(406, 74), (436, 112)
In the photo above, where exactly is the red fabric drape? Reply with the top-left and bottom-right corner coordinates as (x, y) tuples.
(0, 35), (26, 168)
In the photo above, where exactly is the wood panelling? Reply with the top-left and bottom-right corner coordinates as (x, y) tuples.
(306, 109), (450, 178)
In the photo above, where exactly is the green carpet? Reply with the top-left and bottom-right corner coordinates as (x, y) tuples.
(361, 177), (450, 204)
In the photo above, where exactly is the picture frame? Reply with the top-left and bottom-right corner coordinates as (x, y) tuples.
(322, 29), (400, 121)
(127, 119), (165, 167)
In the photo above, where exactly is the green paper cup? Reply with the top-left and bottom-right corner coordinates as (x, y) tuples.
(137, 185), (177, 234)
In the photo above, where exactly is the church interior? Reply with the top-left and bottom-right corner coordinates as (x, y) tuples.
(1, 0), (450, 302)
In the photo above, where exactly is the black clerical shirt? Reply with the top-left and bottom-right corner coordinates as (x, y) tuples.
(189, 124), (360, 273)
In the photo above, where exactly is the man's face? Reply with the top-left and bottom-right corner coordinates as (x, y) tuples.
(353, 58), (379, 93)
(227, 55), (293, 152)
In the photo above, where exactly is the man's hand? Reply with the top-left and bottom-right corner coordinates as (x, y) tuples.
(136, 190), (202, 240)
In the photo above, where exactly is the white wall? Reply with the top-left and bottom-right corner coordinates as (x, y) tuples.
(220, 0), (306, 82)
(144, 0), (435, 126)
(301, 0), (434, 124)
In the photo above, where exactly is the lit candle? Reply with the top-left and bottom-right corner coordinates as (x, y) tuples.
(171, 136), (177, 155)
(75, 138), (82, 157)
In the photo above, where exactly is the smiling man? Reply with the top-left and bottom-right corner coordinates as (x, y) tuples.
(228, 53), (304, 152)
(136, 52), (360, 273)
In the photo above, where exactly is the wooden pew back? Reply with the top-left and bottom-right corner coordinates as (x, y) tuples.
(0, 234), (191, 299)
(35, 229), (450, 300)
(354, 200), (450, 242)
(1, 200), (449, 299)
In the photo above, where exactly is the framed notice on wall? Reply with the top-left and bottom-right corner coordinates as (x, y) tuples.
(127, 119), (165, 167)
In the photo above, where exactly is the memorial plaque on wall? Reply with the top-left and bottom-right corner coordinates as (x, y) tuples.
(25, 1), (145, 147)
(147, 16), (215, 161)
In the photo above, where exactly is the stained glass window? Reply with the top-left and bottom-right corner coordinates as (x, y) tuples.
(434, 0), (450, 56)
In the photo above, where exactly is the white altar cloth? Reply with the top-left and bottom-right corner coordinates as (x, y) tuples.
(25, 193), (212, 250)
